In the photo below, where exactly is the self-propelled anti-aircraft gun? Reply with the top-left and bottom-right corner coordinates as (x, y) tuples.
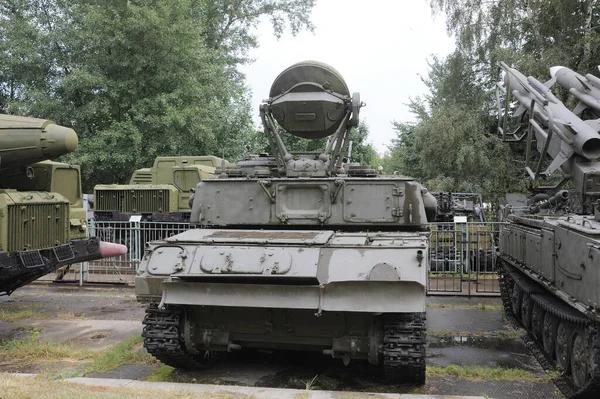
(496, 62), (600, 398)
(136, 61), (436, 384)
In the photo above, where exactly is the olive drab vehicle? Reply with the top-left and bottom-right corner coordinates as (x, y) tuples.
(496, 63), (600, 398)
(0, 114), (127, 295)
(2, 160), (88, 240)
(136, 61), (437, 384)
(93, 156), (232, 222)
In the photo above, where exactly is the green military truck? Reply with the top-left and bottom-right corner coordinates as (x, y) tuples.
(94, 156), (232, 222)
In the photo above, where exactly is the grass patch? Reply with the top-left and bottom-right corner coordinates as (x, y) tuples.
(0, 331), (94, 362)
(146, 365), (176, 382)
(427, 365), (550, 381)
(426, 303), (504, 311)
(0, 374), (246, 399)
(0, 308), (45, 322)
(10, 326), (45, 333)
(428, 329), (455, 337)
(85, 335), (159, 374)
(0, 332), (158, 375)
(0, 304), (88, 322)
(54, 312), (88, 320)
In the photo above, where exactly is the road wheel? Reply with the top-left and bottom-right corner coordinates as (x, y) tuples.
(542, 312), (558, 358)
(531, 302), (544, 341)
(555, 321), (573, 372)
(511, 284), (523, 321)
(520, 292), (533, 329)
(570, 328), (592, 388)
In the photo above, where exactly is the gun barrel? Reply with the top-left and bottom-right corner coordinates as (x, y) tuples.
(0, 114), (78, 169)
(537, 190), (569, 209)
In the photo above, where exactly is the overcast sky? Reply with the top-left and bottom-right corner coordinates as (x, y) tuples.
(239, 0), (455, 154)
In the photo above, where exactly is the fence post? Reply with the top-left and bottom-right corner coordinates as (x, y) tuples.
(133, 220), (141, 273)
(82, 219), (94, 284)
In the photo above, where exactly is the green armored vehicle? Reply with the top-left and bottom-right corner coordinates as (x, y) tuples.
(0, 114), (127, 295)
(94, 156), (230, 222)
(136, 61), (436, 384)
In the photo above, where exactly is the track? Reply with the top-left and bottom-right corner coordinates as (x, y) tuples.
(144, 305), (427, 385)
(142, 304), (215, 370)
(498, 260), (600, 399)
(382, 312), (427, 385)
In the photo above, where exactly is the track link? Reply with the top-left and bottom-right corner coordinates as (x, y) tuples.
(498, 260), (600, 399)
(142, 304), (214, 370)
(383, 312), (426, 385)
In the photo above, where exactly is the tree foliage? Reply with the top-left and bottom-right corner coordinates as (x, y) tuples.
(430, 0), (600, 74)
(385, 0), (600, 205)
(0, 0), (316, 191)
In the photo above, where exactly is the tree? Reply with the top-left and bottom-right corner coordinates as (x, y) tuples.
(347, 122), (378, 166)
(430, 0), (600, 78)
(386, 52), (527, 204)
(196, 0), (315, 63)
(0, 0), (317, 191)
(385, 121), (424, 178)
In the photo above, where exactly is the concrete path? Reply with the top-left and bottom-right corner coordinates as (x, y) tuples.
(64, 376), (489, 399)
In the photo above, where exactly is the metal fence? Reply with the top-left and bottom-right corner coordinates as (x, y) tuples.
(428, 222), (502, 296)
(36, 221), (189, 285)
(38, 220), (503, 296)
(85, 221), (189, 284)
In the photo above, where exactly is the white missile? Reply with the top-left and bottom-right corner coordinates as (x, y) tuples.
(551, 66), (600, 114)
(502, 64), (600, 162)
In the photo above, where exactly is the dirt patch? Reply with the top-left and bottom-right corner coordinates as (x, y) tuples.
(0, 284), (145, 321)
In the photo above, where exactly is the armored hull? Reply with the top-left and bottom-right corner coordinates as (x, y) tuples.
(498, 214), (600, 397)
(138, 227), (428, 381)
(137, 175), (432, 383)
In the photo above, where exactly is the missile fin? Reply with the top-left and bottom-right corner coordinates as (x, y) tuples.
(514, 104), (527, 117)
(573, 101), (587, 115)
(585, 73), (600, 89)
(576, 76), (591, 91)
(543, 77), (556, 88)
